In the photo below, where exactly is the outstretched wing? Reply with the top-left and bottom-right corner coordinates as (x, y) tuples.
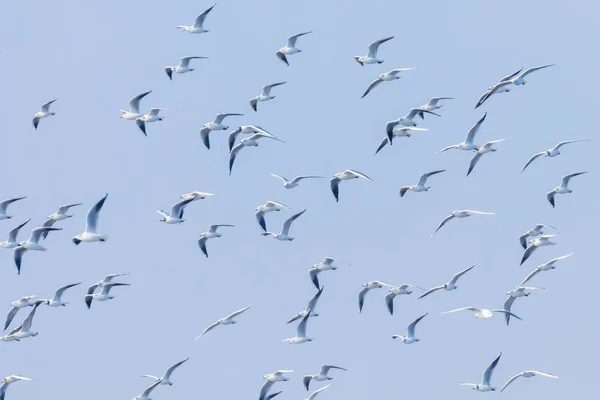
(282, 209), (307, 235)
(85, 193), (108, 233)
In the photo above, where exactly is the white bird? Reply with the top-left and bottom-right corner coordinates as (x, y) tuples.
(438, 113), (487, 153)
(303, 366), (346, 391)
(176, 3), (216, 33)
(120, 91), (152, 120)
(4, 296), (37, 331)
(195, 304), (252, 338)
(521, 140), (590, 173)
(520, 252), (574, 286)
(399, 170), (445, 197)
(250, 82), (287, 111)
(475, 67), (524, 109)
(157, 198), (195, 224)
(520, 234), (558, 265)
(41, 203), (83, 238)
(466, 139), (505, 176)
(546, 172), (588, 208)
(432, 210), (495, 236)
(374, 127), (429, 155)
(255, 201), (288, 232)
(200, 113), (244, 149)
(136, 108), (165, 136)
(360, 68), (417, 98)
(1, 302), (43, 341)
(287, 286), (324, 324)
(13, 227), (62, 274)
(228, 125), (276, 151)
(417, 97), (454, 119)
(358, 281), (393, 312)
(0, 197), (26, 220)
(519, 223), (557, 249)
(276, 32), (312, 66)
(443, 307), (522, 321)
(142, 358), (190, 385)
(262, 209), (307, 241)
(133, 380), (162, 400)
(264, 371), (293, 382)
(180, 191), (215, 201)
(500, 370), (559, 393)
(165, 56), (208, 80)
(32, 99), (57, 129)
(354, 36), (394, 66)
(459, 353), (502, 392)
(309, 257), (349, 289)
(282, 312), (312, 344)
(392, 313), (428, 344)
(72, 193), (109, 245)
(304, 383), (331, 400)
(503, 286), (544, 325)
(85, 283), (130, 309)
(0, 375), (31, 399)
(85, 273), (130, 298)
(42, 282), (82, 307)
(270, 174), (324, 189)
(386, 109), (440, 144)
(0, 219), (30, 249)
(418, 264), (477, 299)
(385, 284), (425, 315)
(330, 169), (372, 202)
(197, 224), (234, 257)
(229, 133), (284, 175)
(259, 371), (292, 400)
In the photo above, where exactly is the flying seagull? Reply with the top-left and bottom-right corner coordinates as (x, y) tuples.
(443, 307), (522, 321)
(255, 201), (288, 232)
(385, 284), (425, 315)
(13, 227), (62, 275)
(181, 191), (215, 201)
(399, 170), (445, 197)
(270, 174), (324, 189)
(358, 281), (393, 312)
(165, 56), (208, 80)
(32, 99), (57, 129)
(520, 234), (558, 265)
(309, 257), (348, 289)
(500, 370), (559, 393)
(520, 252), (574, 286)
(135, 108), (165, 136)
(85, 283), (130, 309)
(142, 358), (190, 386)
(120, 91), (152, 120)
(392, 313), (428, 344)
(459, 353), (502, 392)
(72, 193), (109, 245)
(466, 139), (505, 176)
(250, 82), (287, 111)
(262, 209), (307, 241)
(303, 366), (346, 391)
(1, 302), (43, 341)
(432, 210), (495, 236)
(330, 169), (372, 202)
(228, 125), (277, 151)
(417, 97), (454, 119)
(157, 198), (195, 224)
(42, 282), (82, 307)
(521, 140), (590, 173)
(276, 32), (312, 66)
(475, 68), (524, 109)
(361, 68), (417, 98)
(0, 197), (26, 220)
(386, 109), (440, 144)
(41, 203), (83, 238)
(374, 127), (429, 155)
(418, 264), (477, 299)
(197, 224), (234, 257)
(0, 375), (31, 400)
(354, 36), (394, 66)
(133, 380), (163, 400)
(229, 133), (284, 175)
(259, 371), (291, 400)
(4, 296), (37, 330)
(546, 172), (588, 208)
(287, 286), (324, 324)
(438, 113), (487, 153)
(195, 304), (252, 338)
(0, 219), (31, 249)
(503, 286), (544, 325)
(519, 223), (557, 249)
(200, 113), (244, 149)
(176, 3), (216, 33)
(282, 312), (313, 344)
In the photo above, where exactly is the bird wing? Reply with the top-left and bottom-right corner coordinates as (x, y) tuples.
(500, 373), (523, 393)
(250, 98), (258, 112)
(13, 246), (27, 275)
(521, 245), (538, 265)
(531, 371), (559, 379)
(307, 287), (324, 311)
(229, 143), (244, 174)
(384, 292), (396, 315)
(432, 214), (455, 235)
(4, 307), (19, 331)
(361, 78), (383, 98)
(561, 171), (587, 187)
(297, 312), (310, 336)
(521, 152), (546, 173)
(546, 191), (556, 208)
(194, 3), (216, 27)
(407, 313), (427, 337)
(171, 198), (194, 219)
(255, 210), (267, 232)
(307, 383), (331, 400)
(214, 113), (243, 124)
(418, 169), (445, 186)
(465, 113), (487, 143)
(40, 99), (57, 112)
(85, 193), (108, 233)
(482, 353), (502, 387)
(357, 287), (369, 312)
(259, 380), (275, 400)
(491, 309), (523, 321)
(0, 197), (26, 213)
(276, 51), (289, 66)
(367, 36), (394, 58)
(263, 82), (287, 95)
(128, 91), (151, 113)
(374, 137), (389, 155)
(141, 380), (163, 397)
(21, 303), (41, 331)
(302, 376), (312, 391)
(209, 224), (234, 233)
(291, 176), (324, 184)
(519, 267), (542, 286)
(519, 64), (555, 79)
(7, 219), (31, 243)
(407, 108), (440, 120)
(281, 209), (306, 235)
(136, 119), (147, 136)
(416, 285), (443, 300)
(329, 177), (340, 202)
(449, 264), (477, 285)
(54, 282), (81, 301)
(200, 127), (211, 149)
(500, 67), (524, 82)
(57, 203), (83, 214)
(287, 31), (312, 47)
(101, 282), (130, 295)
(309, 268), (320, 290)
(30, 227), (61, 243)
(442, 307), (478, 315)
(502, 296), (516, 325)
(477, 81), (512, 107)
(164, 358), (189, 379)
(554, 139), (589, 150)
(466, 152), (483, 177)
(226, 304), (252, 319)
(197, 237), (208, 257)
(196, 321), (219, 338)
(428, 97), (454, 105)
(346, 169), (373, 181)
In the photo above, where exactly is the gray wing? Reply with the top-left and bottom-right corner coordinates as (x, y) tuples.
(367, 36), (394, 57)
(546, 191), (556, 208)
(282, 209), (306, 235)
(385, 120), (400, 143)
(500, 373), (523, 393)
(554, 139), (589, 150)
(263, 82), (287, 95)
(482, 353), (502, 387)
(466, 153), (483, 177)
(171, 198), (194, 219)
(503, 296), (516, 326)
(255, 210), (267, 232)
(57, 203), (83, 213)
(0, 197), (26, 213)
(361, 78), (383, 98)
(276, 51), (289, 66)
(4, 307), (19, 330)
(259, 380), (275, 400)
(561, 172), (587, 187)
(214, 113), (243, 124)
(374, 137), (389, 155)
(450, 264), (477, 284)
(297, 312), (310, 336)
(200, 127), (211, 149)
(521, 152), (545, 173)
(521, 245), (538, 265)
(500, 67), (524, 82)
(164, 358), (189, 379)
(321, 365), (347, 374)
(418, 170), (445, 186)
(21, 303), (41, 331)
(309, 268), (320, 290)
(40, 99), (57, 112)
(85, 193), (108, 233)
(250, 98), (258, 112)
(520, 64), (555, 79)
(432, 214), (455, 235)
(141, 380), (163, 397)
(385, 291), (396, 315)
(303, 376), (312, 391)
(13, 246), (27, 275)
(491, 309), (523, 321)
(466, 113), (487, 143)
(54, 282), (81, 301)
(519, 233), (529, 250)
(128, 91), (151, 113)
(198, 237), (208, 257)
(136, 119), (147, 136)
(196, 321), (219, 337)
(306, 286), (324, 311)
(347, 169), (373, 181)
(358, 287), (369, 312)
(477, 81), (512, 108)
(287, 31), (312, 47)
(7, 219), (31, 243)
(101, 282), (130, 295)
(30, 227), (61, 243)
(229, 144), (244, 175)
(329, 177), (340, 202)
(86, 283), (100, 296)
(228, 129), (241, 151)
(180, 56), (207, 67)
(195, 3), (216, 27)
(407, 313), (427, 337)
(417, 285), (444, 299)
(226, 304), (252, 319)
(519, 268), (541, 286)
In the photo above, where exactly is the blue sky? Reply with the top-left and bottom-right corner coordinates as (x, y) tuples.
(0, 0), (597, 399)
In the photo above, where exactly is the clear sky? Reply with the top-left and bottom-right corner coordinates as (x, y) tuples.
(0, 0), (597, 399)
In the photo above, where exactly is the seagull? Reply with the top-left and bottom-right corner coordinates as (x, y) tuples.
(443, 307), (522, 321)
(276, 32), (312, 66)
(500, 370), (559, 393)
(476, 64), (555, 108)
(42, 282), (82, 307)
(228, 125), (276, 151)
(521, 140), (590, 173)
(250, 82), (287, 111)
(520, 252), (574, 286)
(304, 383), (331, 400)
(354, 36), (394, 66)
(417, 97), (454, 119)
(136, 109), (165, 136)
(4, 296), (37, 330)
(255, 201), (288, 232)
(0, 219), (30, 249)
(519, 223), (557, 249)
(157, 198), (195, 224)
(176, 3), (216, 33)
(32, 99), (57, 129)
(282, 312), (313, 344)
(287, 286), (324, 324)
(418, 264), (477, 299)
(0, 375), (31, 399)
(466, 139), (505, 176)
(386, 109), (440, 144)
(303, 366), (346, 391)
(438, 113), (487, 153)
(142, 358), (190, 385)
(392, 313), (428, 344)
(330, 169), (372, 202)
(520, 235), (558, 265)
(88, 273), (130, 292)
(309, 257), (348, 289)
(475, 68), (524, 109)
(358, 281), (393, 312)
(432, 210), (495, 236)
(399, 170), (445, 197)
(360, 68), (417, 98)
(374, 127), (429, 155)
(200, 113), (244, 149)
(385, 284), (425, 315)
(72, 193), (109, 245)
(1, 302), (43, 341)
(85, 283), (130, 309)
(0, 197), (26, 220)
(270, 174), (324, 189)
(13, 227), (62, 274)
(546, 172), (588, 208)
(229, 133), (284, 175)
(41, 203), (83, 238)
(165, 56), (208, 80)
(262, 209), (306, 241)
(195, 304), (252, 338)
(120, 91), (152, 120)
(197, 224), (234, 257)
(259, 371), (292, 400)
(459, 353), (502, 392)
(264, 371), (294, 382)
(503, 286), (544, 325)
(181, 191), (215, 201)
(133, 380), (163, 400)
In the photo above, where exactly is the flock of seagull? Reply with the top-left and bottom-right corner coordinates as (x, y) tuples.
(2, 2), (589, 399)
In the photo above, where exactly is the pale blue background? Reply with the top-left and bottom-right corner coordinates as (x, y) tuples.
(0, 1), (597, 399)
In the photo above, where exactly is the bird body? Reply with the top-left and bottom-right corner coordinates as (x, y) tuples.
(176, 4), (215, 33)
(72, 194), (108, 245)
(276, 32), (312, 66)
(355, 36), (394, 65)
(399, 170), (445, 197)
(392, 313), (427, 343)
(197, 224), (234, 257)
(158, 198), (194, 224)
(546, 172), (587, 208)
(32, 99), (57, 129)
(165, 57), (208, 80)
(439, 113), (486, 152)
(120, 91), (151, 120)
(262, 209), (306, 241)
